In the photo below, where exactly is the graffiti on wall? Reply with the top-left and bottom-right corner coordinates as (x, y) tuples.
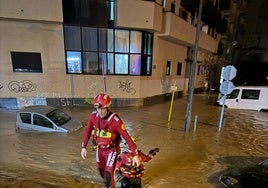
(36, 92), (78, 107)
(8, 80), (37, 93)
(119, 79), (136, 95)
(0, 83), (3, 90)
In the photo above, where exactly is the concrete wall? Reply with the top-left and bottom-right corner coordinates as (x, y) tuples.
(0, 0), (214, 109)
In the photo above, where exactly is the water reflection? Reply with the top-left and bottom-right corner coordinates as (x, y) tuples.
(0, 95), (267, 187)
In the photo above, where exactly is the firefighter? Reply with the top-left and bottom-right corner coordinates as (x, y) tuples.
(81, 93), (140, 188)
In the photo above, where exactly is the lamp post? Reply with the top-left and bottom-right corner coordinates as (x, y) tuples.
(184, 0), (203, 132)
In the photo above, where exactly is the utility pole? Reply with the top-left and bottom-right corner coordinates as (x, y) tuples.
(184, 0), (203, 132)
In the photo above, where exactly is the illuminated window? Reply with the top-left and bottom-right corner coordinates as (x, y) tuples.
(115, 54), (128, 74)
(62, 1), (153, 76)
(66, 51), (82, 73)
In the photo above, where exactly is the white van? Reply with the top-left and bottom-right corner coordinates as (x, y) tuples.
(217, 86), (268, 111)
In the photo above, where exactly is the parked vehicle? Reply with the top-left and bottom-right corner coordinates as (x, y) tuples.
(15, 105), (83, 133)
(217, 86), (268, 111)
(219, 158), (268, 188)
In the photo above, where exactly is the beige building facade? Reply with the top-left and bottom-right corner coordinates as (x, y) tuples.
(0, 0), (220, 109)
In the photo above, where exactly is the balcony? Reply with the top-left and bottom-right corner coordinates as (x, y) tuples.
(116, 0), (162, 32)
(157, 12), (219, 53)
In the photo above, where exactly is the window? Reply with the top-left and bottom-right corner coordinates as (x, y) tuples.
(62, 0), (153, 76)
(99, 28), (114, 52)
(130, 55), (141, 75)
(33, 114), (53, 128)
(99, 52), (114, 74)
(83, 52), (99, 74)
(19, 113), (31, 124)
(64, 26), (153, 76)
(197, 65), (200, 75)
(11, 52), (43, 73)
(130, 31), (142, 53)
(115, 54), (128, 74)
(64, 26), (81, 50)
(82, 27), (98, 51)
(241, 90), (260, 100)
(227, 89), (239, 99)
(186, 47), (193, 59)
(46, 109), (71, 126)
(115, 30), (129, 53)
(66, 51), (82, 73)
(166, 61), (171, 75)
(197, 65), (206, 75)
(177, 62), (182, 75)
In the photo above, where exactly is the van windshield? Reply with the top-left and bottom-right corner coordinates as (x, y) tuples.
(227, 89), (239, 99)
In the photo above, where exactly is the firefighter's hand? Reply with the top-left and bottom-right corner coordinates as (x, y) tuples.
(81, 148), (87, 159)
(132, 155), (141, 167)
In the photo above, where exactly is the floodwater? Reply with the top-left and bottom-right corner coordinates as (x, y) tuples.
(0, 94), (267, 188)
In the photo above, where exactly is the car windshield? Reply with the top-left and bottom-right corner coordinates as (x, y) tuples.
(46, 109), (71, 126)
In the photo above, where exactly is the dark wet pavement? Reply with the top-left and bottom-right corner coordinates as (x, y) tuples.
(0, 94), (267, 188)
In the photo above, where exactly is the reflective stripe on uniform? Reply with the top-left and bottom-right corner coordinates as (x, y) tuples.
(106, 151), (117, 167)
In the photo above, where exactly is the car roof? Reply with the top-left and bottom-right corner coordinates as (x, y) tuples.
(17, 105), (56, 115)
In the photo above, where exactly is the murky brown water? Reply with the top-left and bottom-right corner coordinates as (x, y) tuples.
(0, 94), (267, 188)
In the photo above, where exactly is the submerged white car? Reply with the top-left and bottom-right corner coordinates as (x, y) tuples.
(15, 105), (83, 133)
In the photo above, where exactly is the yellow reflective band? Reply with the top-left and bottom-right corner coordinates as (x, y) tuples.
(96, 129), (112, 138)
(121, 124), (126, 131)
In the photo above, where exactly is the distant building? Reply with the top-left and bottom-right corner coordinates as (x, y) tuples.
(0, 0), (220, 109)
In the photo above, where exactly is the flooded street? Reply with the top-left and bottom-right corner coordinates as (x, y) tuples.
(0, 94), (267, 188)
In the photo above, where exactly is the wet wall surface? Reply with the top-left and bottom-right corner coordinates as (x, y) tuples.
(0, 94), (267, 188)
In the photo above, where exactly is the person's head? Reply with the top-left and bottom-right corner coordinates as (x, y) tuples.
(93, 93), (111, 118)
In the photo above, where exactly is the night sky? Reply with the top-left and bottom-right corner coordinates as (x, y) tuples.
(233, 61), (268, 86)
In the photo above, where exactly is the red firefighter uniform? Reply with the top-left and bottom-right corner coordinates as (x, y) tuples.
(81, 110), (138, 187)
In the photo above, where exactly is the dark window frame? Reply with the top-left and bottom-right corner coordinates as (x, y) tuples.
(63, 26), (153, 76)
(10, 51), (43, 73)
(166, 61), (171, 75)
(177, 62), (182, 75)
